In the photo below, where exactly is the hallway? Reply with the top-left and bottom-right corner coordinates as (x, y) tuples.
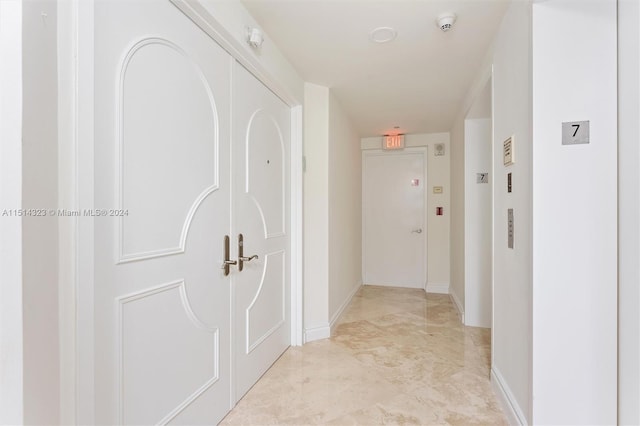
(221, 286), (506, 424)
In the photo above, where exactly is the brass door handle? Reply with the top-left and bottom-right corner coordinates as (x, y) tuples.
(412, 228), (423, 234)
(239, 255), (258, 262)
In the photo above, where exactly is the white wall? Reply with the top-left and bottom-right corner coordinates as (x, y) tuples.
(531, 0), (617, 423)
(361, 132), (450, 293)
(21, 2), (60, 424)
(449, 44), (494, 324)
(453, 1), (620, 423)
(328, 92), (362, 323)
(304, 84), (362, 341)
(303, 83), (330, 339)
(464, 117), (492, 328)
(489, 2), (533, 423)
(0, 1), (24, 424)
(0, 2), (60, 423)
(618, 0), (640, 423)
(422, 134), (451, 292)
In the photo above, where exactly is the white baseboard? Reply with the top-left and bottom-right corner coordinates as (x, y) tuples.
(491, 367), (528, 425)
(329, 281), (362, 334)
(304, 282), (362, 343)
(425, 282), (449, 294)
(449, 290), (465, 324)
(304, 324), (330, 343)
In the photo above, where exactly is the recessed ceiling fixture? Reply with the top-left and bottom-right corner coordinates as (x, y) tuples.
(436, 13), (457, 32)
(369, 27), (397, 43)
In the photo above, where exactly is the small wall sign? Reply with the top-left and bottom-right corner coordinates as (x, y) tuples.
(562, 120), (590, 145)
(503, 136), (514, 166)
(434, 143), (445, 156)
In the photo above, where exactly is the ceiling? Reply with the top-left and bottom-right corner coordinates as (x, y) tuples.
(241, 0), (510, 137)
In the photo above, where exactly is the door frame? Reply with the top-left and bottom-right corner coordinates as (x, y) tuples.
(361, 147), (429, 290)
(0, 2), (24, 423)
(60, 1), (303, 423)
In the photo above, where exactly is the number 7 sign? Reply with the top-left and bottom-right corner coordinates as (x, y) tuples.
(562, 120), (590, 145)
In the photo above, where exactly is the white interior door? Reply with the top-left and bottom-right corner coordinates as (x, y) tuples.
(94, 1), (232, 424)
(362, 150), (426, 288)
(93, 3), (293, 423)
(232, 63), (291, 401)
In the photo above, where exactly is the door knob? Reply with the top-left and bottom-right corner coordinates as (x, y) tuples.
(238, 234), (259, 272)
(411, 228), (423, 234)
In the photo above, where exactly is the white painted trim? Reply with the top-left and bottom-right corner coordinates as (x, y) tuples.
(0, 2), (24, 423)
(425, 282), (450, 294)
(423, 146), (430, 295)
(304, 324), (331, 343)
(491, 367), (527, 425)
(329, 282), (361, 334)
(290, 105), (304, 347)
(75, 0), (95, 424)
(449, 290), (465, 324)
(490, 64), (497, 397)
(57, 0), (79, 423)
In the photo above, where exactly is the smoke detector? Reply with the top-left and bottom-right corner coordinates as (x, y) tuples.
(436, 13), (457, 32)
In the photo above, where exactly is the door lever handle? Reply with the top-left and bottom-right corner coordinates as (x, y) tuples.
(411, 228), (423, 234)
(237, 234), (258, 272)
(239, 255), (258, 262)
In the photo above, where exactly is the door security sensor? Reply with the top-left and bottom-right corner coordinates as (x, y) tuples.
(247, 27), (264, 48)
(436, 13), (457, 32)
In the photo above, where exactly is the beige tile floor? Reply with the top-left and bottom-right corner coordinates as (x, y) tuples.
(221, 285), (507, 425)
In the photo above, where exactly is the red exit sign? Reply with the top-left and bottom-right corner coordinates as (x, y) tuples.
(383, 134), (405, 150)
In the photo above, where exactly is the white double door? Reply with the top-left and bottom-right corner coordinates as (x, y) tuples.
(93, 1), (290, 424)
